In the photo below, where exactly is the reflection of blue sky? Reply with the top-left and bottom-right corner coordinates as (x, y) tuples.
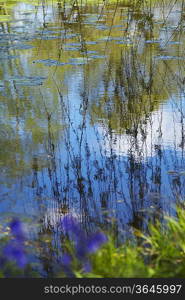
(1, 87), (184, 228)
(11, 3), (56, 33)
(0, 2), (185, 231)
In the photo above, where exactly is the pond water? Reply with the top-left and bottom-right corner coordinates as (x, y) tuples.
(0, 0), (185, 268)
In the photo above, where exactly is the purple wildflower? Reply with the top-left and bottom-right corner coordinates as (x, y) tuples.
(61, 215), (84, 237)
(83, 260), (92, 273)
(75, 232), (107, 259)
(60, 253), (74, 277)
(10, 219), (25, 242)
(4, 242), (27, 268)
(0, 257), (6, 268)
(61, 215), (108, 274)
(61, 253), (72, 266)
(86, 232), (108, 254)
(2, 218), (27, 269)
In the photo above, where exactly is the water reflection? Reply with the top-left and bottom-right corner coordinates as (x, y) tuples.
(0, 1), (185, 259)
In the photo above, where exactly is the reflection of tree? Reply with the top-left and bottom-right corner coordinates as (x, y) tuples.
(0, 0), (185, 239)
(89, 43), (182, 134)
(87, 0), (184, 133)
(0, 77), (63, 180)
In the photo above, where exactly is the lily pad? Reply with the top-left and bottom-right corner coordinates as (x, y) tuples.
(36, 30), (61, 35)
(7, 76), (47, 86)
(39, 35), (59, 40)
(33, 59), (66, 66)
(85, 15), (102, 23)
(0, 54), (19, 60)
(167, 170), (179, 175)
(0, 33), (19, 40)
(63, 47), (80, 51)
(179, 171), (185, 176)
(85, 41), (98, 45)
(69, 57), (89, 65)
(99, 36), (124, 42)
(98, 36), (112, 42)
(112, 24), (125, 28)
(166, 41), (182, 45)
(12, 44), (35, 50)
(155, 56), (185, 60)
(89, 55), (106, 59)
(63, 34), (80, 39)
(66, 42), (82, 47)
(116, 41), (133, 45)
(95, 24), (109, 30)
(145, 40), (161, 44)
(160, 26), (179, 31)
(86, 50), (98, 54)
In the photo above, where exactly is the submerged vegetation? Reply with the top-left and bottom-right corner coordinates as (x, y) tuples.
(1, 206), (185, 277)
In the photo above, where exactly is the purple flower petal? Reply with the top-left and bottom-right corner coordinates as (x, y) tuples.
(61, 253), (72, 266)
(83, 260), (92, 273)
(0, 257), (7, 268)
(76, 243), (87, 260)
(61, 216), (107, 268)
(61, 215), (78, 233)
(4, 242), (27, 268)
(86, 232), (107, 254)
(61, 215), (85, 240)
(10, 219), (25, 242)
(60, 253), (74, 277)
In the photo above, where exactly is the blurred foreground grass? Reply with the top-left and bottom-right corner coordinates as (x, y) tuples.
(0, 206), (185, 278)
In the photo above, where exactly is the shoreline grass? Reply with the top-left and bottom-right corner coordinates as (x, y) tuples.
(0, 206), (185, 278)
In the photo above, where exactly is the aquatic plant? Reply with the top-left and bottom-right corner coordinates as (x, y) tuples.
(60, 215), (107, 275)
(3, 219), (27, 269)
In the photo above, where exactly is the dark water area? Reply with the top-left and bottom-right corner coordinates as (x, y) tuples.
(0, 0), (185, 271)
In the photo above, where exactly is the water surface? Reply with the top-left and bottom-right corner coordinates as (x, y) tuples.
(0, 0), (185, 271)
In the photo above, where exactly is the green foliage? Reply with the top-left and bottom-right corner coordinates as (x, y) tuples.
(79, 240), (151, 278)
(70, 208), (185, 278)
(0, 0), (185, 278)
(1, 207), (185, 277)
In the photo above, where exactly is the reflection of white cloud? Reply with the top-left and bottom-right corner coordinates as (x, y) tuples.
(12, 3), (56, 33)
(98, 102), (184, 158)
